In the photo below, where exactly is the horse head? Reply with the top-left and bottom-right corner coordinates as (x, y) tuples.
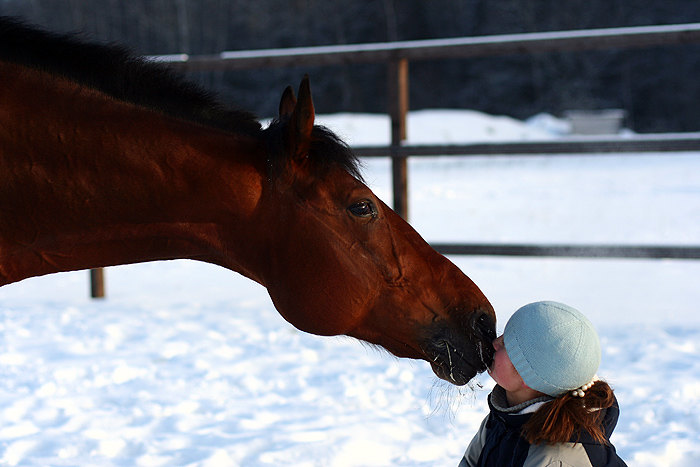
(0, 15), (494, 385)
(257, 77), (495, 385)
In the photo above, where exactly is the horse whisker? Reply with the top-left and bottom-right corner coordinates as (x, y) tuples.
(446, 343), (456, 383)
(477, 341), (487, 368)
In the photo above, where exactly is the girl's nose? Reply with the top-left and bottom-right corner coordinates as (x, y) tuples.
(492, 335), (504, 350)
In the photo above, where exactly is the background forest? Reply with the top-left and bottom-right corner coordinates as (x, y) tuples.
(2, 0), (700, 132)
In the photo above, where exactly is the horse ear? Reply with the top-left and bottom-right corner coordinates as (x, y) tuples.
(287, 75), (315, 161)
(279, 85), (296, 118)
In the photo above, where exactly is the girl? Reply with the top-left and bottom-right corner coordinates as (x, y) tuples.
(459, 301), (627, 467)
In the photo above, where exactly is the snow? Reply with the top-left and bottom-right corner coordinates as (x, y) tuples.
(1, 110), (699, 466)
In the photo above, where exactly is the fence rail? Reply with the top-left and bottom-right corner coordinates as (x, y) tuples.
(431, 244), (700, 260)
(353, 133), (700, 158)
(150, 23), (700, 70)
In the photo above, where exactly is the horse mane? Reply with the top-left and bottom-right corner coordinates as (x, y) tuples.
(0, 16), (362, 180)
(0, 16), (261, 135)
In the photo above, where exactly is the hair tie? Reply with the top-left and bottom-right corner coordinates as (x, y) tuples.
(571, 375), (598, 397)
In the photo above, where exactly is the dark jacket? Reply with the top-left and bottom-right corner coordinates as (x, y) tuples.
(459, 386), (627, 467)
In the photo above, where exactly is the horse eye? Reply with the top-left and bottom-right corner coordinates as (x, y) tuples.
(348, 200), (377, 218)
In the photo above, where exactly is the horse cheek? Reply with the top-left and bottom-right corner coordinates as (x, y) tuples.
(266, 226), (373, 337)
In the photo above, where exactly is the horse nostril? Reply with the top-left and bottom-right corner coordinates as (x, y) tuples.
(472, 310), (496, 337)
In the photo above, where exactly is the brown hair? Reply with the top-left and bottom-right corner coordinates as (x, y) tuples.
(522, 380), (615, 445)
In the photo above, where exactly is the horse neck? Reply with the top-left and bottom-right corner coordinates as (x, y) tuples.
(0, 62), (268, 286)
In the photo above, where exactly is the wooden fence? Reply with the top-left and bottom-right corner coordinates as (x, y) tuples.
(88, 22), (700, 298)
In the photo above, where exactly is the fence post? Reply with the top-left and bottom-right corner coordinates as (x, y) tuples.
(90, 268), (105, 298)
(388, 58), (409, 220)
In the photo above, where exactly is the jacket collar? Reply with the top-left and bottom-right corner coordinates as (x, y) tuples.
(489, 385), (552, 414)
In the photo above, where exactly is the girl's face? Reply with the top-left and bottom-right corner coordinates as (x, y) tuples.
(487, 335), (526, 392)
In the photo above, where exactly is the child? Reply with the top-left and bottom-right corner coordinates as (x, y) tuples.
(459, 301), (627, 467)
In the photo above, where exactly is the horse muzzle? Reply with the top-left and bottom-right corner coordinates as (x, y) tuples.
(426, 309), (496, 385)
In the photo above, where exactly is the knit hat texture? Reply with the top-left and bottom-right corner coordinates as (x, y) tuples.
(503, 301), (601, 397)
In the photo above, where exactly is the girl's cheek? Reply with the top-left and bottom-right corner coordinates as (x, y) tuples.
(487, 352), (502, 379)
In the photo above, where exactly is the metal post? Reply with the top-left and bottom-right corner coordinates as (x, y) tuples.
(90, 268), (105, 298)
(388, 58), (409, 220)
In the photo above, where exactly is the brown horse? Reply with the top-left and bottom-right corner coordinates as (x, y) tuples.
(0, 18), (495, 385)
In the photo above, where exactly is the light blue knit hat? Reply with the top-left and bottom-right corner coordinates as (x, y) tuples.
(503, 301), (601, 397)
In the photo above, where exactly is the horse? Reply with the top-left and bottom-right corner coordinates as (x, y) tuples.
(0, 17), (495, 386)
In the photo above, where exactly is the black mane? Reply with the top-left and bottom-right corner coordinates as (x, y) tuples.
(0, 16), (261, 135)
(0, 16), (362, 179)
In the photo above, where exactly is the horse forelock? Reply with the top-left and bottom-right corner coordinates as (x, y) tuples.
(262, 118), (364, 183)
(0, 16), (261, 136)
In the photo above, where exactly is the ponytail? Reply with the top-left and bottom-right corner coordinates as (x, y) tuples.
(522, 380), (615, 445)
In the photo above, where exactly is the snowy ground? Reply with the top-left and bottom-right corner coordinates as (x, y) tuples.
(1, 110), (699, 466)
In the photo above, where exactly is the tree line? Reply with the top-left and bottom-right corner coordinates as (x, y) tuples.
(2, 0), (699, 132)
